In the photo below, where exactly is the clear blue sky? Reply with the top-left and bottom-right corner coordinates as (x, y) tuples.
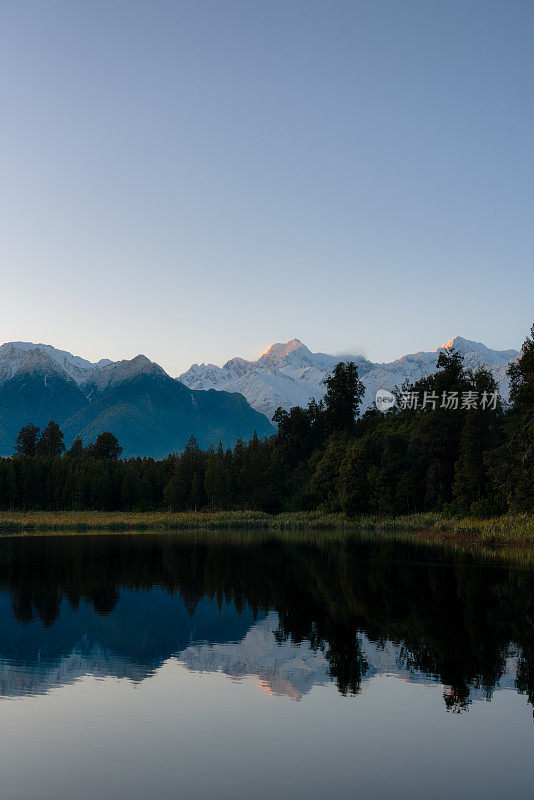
(0, 0), (532, 373)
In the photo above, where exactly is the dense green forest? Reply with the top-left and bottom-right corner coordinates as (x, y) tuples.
(0, 325), (532, 515)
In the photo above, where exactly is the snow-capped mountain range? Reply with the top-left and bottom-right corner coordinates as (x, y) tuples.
(0, 336), (519, 452)
(0, 342), (274, 457)
(0, 341), (156, 393)
(179, 336), (519, 420)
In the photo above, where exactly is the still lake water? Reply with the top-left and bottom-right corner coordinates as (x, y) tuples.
(0, 531), (533, 800)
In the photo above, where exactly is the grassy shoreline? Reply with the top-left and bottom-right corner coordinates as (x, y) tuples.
(0, 510), (532, 546)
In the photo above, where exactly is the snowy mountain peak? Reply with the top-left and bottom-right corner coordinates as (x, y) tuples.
(129, 354), (160, 368)
(440, 335), (472, 351)
(79, 354), (167, 396)
(222, 356), (251, 372)
(259, 339), (305, 363)
(438, 336), (517, 363)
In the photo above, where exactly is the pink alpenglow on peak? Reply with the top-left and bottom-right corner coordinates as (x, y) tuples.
(258, 339), (304, 361)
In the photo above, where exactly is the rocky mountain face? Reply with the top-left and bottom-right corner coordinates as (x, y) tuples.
(0, 343), (274, 457)
(179, 336), (519, 420)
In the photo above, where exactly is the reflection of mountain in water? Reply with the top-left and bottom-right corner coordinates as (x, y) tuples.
(178, 612), (519, 701)
(179, 611), (330, 699)
(0, 593), (521, 705)
(0, 588), (261, 697)
(0, 531), (533, 711)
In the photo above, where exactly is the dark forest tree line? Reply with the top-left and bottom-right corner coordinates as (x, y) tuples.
(0, 324), (532, 515)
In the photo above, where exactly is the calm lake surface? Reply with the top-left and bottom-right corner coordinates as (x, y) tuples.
(0, 530), (533, 800)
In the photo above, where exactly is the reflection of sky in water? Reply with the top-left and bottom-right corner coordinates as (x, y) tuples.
(0, 660), (533, 800)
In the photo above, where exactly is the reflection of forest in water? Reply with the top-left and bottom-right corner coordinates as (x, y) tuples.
(1, 531), (534, 711)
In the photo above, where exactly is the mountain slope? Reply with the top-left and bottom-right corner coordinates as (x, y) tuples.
(179, 337), (519, 420)
(0, 343), (274, 457)
(0, 350), (88, 453)
(62, 370), (274, 458)
(78, 354), (167, 399)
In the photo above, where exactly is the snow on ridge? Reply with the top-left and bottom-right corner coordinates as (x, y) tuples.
(0, 343), (166, 398)
(0, 341), (112, 384)
(80, 354), (166, 395)
(179, 337), (519, 421)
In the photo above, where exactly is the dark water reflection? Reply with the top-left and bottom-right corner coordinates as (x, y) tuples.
(0, 530), (533, 709)
(0, 531), (533, 799)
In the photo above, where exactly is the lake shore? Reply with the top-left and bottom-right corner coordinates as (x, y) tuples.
(0, 510), (532, 546)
